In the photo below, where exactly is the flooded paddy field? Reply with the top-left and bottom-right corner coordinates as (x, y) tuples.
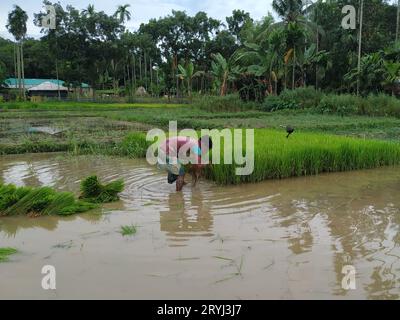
(0, 153), (399, 299)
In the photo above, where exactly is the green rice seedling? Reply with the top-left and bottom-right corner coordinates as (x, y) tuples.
(41, 192), (96, 216)
(120, 225), (137, 236)
(0, 184), (31, 211)
(58, 201), (98, 216)
(80, 176), (124, 203)
(117, 132), (151, 158)
(0, 183), (98, 217)
(3, 187), (56, 216)
(208, 129), (400, 185)
(0, 247), (18, 262)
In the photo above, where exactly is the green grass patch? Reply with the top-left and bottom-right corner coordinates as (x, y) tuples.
(1, 101), (183, 110)
(207, 129), (400, 184)
(0, 247), (18, 262)
(120, 225), (137, 237)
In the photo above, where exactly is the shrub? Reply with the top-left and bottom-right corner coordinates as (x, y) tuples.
(316, 94), (359, 116)
(261, 95), (299, 112)
(193, 94), (257, 112)
(280, 87), (324, 109)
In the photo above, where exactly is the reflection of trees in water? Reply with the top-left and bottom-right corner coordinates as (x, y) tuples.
(0, 212), (102, 238)
(160, 188), (214, 245)
(0, 216), (59, 237)
(266, 171), (400, 299)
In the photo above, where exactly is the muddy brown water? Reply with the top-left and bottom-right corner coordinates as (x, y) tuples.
(0, 153), (399, 300)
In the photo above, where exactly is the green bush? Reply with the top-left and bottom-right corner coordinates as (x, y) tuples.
(261, 95), (299, 112)
(362, 94), (400, 117)
(193, 94), (257, 112)
(316, 94), (359, 116)
(280, 87), (324, 109)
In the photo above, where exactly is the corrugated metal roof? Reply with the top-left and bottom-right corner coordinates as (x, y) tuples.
(28, 81), (69, 91)
(5, 78), (90, 89)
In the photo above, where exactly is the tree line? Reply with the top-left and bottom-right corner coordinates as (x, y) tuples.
(0, 0), (399, 100)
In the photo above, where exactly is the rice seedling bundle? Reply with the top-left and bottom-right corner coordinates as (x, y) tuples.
(79, 176), (124, 203)
(0, 247), (18, 262)
(208, 129), (400, 185)
(0, 175), (124, 217)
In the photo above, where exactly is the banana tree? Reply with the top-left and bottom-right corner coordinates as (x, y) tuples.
(296, 43), (329, 86)
(382, 61), (400, 95)
(177, 61), (204, 97)
(211, 53), (242, 96)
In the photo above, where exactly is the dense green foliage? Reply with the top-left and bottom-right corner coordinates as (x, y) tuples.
(262, 87), (400, 117)
(0, 0), (398, 98)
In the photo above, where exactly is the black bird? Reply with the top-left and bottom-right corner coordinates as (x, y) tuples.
(281, 125), (295, 138)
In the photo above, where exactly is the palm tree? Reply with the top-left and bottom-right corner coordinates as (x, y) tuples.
(6, 5), (28, 100)
(357, 0), (365, 96)
(82, 4), (95, 18)
(270, 0), (323, 89)
(114, 4), (131, 24)
(177, 62), (204, 98)
(396, 0), (400, 43)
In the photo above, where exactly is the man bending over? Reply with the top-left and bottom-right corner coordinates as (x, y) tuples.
(157, 135), (213, 191)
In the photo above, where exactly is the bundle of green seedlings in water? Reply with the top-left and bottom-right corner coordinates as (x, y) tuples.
(0, 247), (18, 262)
(79, 175), (124, 203)
(207, 129), (400, 185)
(0, 176), (124, 217)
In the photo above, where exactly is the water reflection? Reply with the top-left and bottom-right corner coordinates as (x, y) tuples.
(0, 153), (399, 299)
(160, 187), (214, 245)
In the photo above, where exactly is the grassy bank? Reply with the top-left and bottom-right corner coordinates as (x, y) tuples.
(0, 101), (184, 110)
(208, 129), (400, 185)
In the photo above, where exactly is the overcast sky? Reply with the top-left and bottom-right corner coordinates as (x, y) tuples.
(0, 0), (275, 39)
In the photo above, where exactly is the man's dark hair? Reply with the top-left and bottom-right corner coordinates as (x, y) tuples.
(199, 135), (213, 150)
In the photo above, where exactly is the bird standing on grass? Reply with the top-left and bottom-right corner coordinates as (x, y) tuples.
(280, 125), (295, 138)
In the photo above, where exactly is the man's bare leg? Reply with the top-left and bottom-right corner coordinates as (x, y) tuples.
(176, 175), (185, 192)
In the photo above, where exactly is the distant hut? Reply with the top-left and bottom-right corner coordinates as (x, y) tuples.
(28, 81), (69, 98)
(135, 86), (148, 96)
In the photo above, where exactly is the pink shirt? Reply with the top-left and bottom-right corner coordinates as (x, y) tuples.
(160, 136), (202, 164)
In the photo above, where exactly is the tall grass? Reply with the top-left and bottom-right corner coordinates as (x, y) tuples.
(207, 129), (400, 184)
